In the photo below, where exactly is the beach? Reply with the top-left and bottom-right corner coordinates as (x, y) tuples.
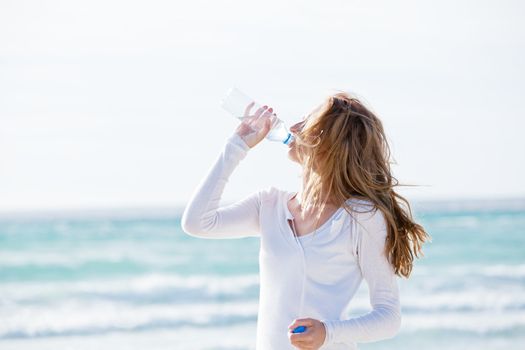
(1, 199), (524, 349)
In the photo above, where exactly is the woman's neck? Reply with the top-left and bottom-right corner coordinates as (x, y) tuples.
(295, 188), (338, 217)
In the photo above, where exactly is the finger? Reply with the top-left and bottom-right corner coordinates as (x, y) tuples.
(288, 318), (315, 331)
(247, 110), (270, 133)
(295, 344), (313, 350)
(241, 112), (264, 129)
(291, 339), (312, 350)
(290, 338), (309, 347)
(246, 106), (268, 130)
(289, 331), (314, 343)
(243, 101), (255, 118)
(254, 107), (273, 128)
(253, 105), (268, 119)
(252, 107), (269, 122)
(263, 116), (272, 133)
(260, 107), (273, 119)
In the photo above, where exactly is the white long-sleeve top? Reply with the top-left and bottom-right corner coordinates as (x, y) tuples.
(181, 134), (401, 350)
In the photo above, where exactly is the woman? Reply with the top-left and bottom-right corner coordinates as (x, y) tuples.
(182, 92), (429, 350)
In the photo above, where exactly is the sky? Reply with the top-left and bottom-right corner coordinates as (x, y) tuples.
(0, 0), (524, 212)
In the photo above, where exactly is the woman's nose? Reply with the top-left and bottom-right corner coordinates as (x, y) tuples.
(290, 121), (305, 134)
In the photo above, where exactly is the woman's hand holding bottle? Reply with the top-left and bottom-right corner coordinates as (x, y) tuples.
(222, 88), (293, 146)
(288, 318), (327, 350)
(235, 103), (275, 148)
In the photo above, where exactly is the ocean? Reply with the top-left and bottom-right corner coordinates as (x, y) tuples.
(1, 199), (524, 350)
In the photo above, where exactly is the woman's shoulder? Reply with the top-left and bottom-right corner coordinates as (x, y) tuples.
(344, 197), (376, 213)
(258, 186), (292, 203)
(344, 198), (386, 227)
(343, 198), (388, 243)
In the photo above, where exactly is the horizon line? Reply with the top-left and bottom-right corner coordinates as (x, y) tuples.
(1, 196), (524, 221)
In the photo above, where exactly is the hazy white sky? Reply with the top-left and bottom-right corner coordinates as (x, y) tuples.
(0, 0), (524, 211)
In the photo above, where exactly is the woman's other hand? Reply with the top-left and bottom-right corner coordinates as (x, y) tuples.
(235, 103), (274, 148)
(288, 317), (327, 350)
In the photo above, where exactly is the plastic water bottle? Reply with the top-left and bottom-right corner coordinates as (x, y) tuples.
(221, 87), (294, 145)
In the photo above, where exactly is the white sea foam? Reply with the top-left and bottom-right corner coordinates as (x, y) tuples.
(345, 280), (525, 314)
(2, 297), (524, 340)
(0, 273), (260, 303)
(412, 264), (525, 279)
(3, 267), (525, 313)
(0, 323), (258, 350)
(401, 311), (525, 334)
(0, 300), (259, 339)
(2, 274), (525, 339)
(0, 245), (190, 267)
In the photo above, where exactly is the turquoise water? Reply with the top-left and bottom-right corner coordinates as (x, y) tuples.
(1, 201), (524, 349)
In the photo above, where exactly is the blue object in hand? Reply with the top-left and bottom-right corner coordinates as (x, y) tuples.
(292, 326), (307, 333)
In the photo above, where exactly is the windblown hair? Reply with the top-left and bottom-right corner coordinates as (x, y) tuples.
(294, 92), (429, 278)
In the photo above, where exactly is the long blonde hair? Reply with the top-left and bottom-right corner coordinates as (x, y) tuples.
(294, 92), (429, 278)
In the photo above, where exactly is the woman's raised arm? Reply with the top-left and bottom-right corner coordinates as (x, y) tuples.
(181, 105), (274, 239)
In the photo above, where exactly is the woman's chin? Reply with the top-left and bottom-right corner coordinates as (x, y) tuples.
(287, 149), (300, 164)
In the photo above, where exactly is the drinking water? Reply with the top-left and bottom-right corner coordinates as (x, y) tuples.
(221, 87), (294, 145)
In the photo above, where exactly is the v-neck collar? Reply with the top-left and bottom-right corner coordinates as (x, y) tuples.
(284, 191), (344, 240)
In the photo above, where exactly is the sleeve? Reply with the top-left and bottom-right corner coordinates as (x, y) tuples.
(321, 209), (402, 346)
(181, 133), (262, 239)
